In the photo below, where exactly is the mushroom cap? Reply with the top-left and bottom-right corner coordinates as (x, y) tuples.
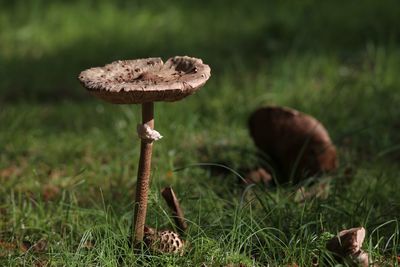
(326, 227), (366, 257)
(78, 56), (211, 104)
(248, 106), (338, 182)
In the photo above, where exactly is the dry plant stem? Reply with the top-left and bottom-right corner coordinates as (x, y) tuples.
(161, 187), (188, 235)
(133, 102), (154, 245)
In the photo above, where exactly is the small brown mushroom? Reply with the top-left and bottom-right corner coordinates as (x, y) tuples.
(78, 56), (211, 245)
(326, 227), (369, 267)
(248, 106), (337, 183)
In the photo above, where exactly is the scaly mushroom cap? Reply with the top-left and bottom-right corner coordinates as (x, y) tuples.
(78, 56), (211, 104)
(248, 106), (338, 182)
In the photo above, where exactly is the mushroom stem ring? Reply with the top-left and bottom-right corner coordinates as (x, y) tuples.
(137, 123), (162, 142)
(133, 102), (155, 243)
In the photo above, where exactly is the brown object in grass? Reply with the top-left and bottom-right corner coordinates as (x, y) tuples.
(161, 187), (188, 235)
(248, 106), (337, 183)
(0, 240), (17, 256)
(326, 227), (369, 267)
(20, 239), (48, 253)
(143, 226), (185, 255)
(244, 167), (272, 186)
(294, 180), (330, 203)
(42, 184), (60, 202)
(78, 56), (211, 246)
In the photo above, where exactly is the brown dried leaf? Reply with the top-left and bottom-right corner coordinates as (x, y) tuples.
(0, 165), (23, 178)
(20, 239), (48, 253)
(33, 239), (48, 253)
(48, 168), (65, 180)
(294, 180), (330, 203)
(244, 167), (272, 186)
(82, 240), (95, 250)
(42, 184), (61, 202)
(161, 187), (187, 235)
(0, 240), (17, 256)
(34, 259), (49, 267)
(19, 240), (32, 253)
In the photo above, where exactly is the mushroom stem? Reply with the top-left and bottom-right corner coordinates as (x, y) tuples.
(133, 102), (154, 245)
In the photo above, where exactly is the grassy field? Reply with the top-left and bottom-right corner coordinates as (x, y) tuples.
(1, 0), (400, 266)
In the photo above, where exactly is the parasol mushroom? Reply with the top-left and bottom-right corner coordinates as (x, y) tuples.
(248, 106), (338, 184)
(78, 56), (211, 245)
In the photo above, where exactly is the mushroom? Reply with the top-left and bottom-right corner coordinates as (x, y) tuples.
(143, 226), (186, 255)
(78, 56), (211, 245)
(326, 227), (369, 267)
(248, 106), (338, 184)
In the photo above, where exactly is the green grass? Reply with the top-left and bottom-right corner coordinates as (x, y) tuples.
(1, 0), (400, 266)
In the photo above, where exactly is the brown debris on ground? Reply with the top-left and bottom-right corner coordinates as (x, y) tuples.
(0, 240), (17, 257)
(20, 239), (48, 253)
(294, 180), (331, 203)
(41, 184), (61, 202)
(248, 106), (338, 184)
(326, 227), (369, 267)
(0, 238), (48, 257)
(243, 167), (273, 186)
(0, 164), (24, 179)
(161, 187), (188, 235)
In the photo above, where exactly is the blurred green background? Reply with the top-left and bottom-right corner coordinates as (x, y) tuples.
(1, 0), (399, 101)
(1, 0), (400, 161)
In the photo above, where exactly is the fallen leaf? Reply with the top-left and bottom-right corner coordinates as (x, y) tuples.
(20, 239), (48, 253)
(244, 167), (272, 186)
(294, 180), (330, 202)
(0, 240), (17, 256)
(48, 168), (65, 179)
(33, 239), (48, 253)
(34, 259), (49, 267)
(82, 240), (95, 250)
(166, 170), (174, 179)
(20, 240), (32, 253)
(42, 184), (61, 202)
(0, 165), (23, 178)
(161, 187), (187, 235)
